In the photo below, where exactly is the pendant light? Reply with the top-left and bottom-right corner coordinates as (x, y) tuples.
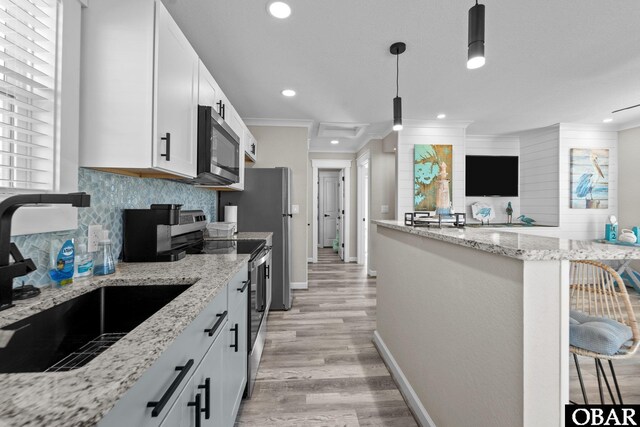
(467, 0), (485, 69)
(390, 42), (406, 131)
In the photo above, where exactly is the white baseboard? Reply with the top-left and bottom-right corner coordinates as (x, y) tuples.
(373, 331), (436, 427)
(368, 269), (377, 277)
(290, 282), (308, 290)
(348, 257), (357, 262)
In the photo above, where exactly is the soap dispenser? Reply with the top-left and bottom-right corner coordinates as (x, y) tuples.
(94, 230), (115, 276)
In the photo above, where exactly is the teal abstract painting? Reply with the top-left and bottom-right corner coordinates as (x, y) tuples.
(414, 144), (452, 211)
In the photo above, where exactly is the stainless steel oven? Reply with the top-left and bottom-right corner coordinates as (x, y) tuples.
(247, 244), (271, 397)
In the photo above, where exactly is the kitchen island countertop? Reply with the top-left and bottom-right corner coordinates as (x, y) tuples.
(373, 220), (640, 261)
(0, 253), (249, 427)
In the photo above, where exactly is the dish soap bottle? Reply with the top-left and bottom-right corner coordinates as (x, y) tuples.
(74, 243), (94, 279)
(49, 238), (75, 287)
(94, 230), (115, 276)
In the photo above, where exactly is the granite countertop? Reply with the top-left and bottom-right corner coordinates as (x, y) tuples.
(374, 220), (640, 261)
(205, 231), (273, 241)
(0, 253), (249, 427)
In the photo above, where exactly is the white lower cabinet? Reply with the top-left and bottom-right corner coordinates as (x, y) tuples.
(160, 329), (225, 427)
(223, 286), (248, 426)
(99, 265), (248, 427)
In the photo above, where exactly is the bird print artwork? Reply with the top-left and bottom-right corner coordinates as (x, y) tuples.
(517, 215), (535, 226)
(471, 202), (495, 224)
(571, 149), (609, 209)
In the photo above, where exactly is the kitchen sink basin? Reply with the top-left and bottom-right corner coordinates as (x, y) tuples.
(0, 284), (191, 374)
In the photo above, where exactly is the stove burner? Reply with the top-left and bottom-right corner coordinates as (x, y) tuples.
(13, 285), (41, 301)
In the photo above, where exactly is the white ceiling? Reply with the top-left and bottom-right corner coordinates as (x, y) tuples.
(163, 0), (640, 153)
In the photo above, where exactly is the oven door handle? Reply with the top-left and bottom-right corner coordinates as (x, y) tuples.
(250, 249), (271, 270)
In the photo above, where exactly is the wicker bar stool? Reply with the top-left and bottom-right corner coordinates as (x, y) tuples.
(569, 260), (640, 404)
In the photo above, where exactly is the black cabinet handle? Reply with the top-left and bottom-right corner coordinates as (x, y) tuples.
(237, 280), (249, 293)
(230, 323), (238, 352)
(251, 143), (256, 154)
(265, 265), (270, 279)
(147, 359), (194, 417)
(160, 132), (170, 161)
(204, 310), (227, 336)
(187, 393), (202, 427)
(197, 378), (211, 420)
(324, 214), (330, 217)
(216, 100), (223, 117)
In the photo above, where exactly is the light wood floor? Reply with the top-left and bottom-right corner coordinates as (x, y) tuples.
(235, 248), (418, 426)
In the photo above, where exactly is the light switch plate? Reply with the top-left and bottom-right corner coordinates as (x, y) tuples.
(88, 224), (102, 253)
(381, 205), (389, 214)
(291, 204), (300, 214)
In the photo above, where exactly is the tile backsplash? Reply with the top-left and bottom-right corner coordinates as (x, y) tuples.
(11, 168), (218, 286)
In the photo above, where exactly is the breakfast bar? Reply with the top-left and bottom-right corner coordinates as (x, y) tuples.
(373, 220), (640, 427)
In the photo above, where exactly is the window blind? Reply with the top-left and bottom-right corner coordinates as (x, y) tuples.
(0, 0), (58, 192)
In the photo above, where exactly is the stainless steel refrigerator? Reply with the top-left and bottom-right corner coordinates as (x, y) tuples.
(219, 167), (292, 310)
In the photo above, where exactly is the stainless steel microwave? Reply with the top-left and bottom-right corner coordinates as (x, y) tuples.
(193, 105), (240, 185)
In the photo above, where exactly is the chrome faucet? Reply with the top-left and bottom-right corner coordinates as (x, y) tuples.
(0, 192), (91, 311)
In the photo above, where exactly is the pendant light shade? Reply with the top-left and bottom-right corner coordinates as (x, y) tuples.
(390, 42), (406, 132)
(393, 97), (403, 131)
(467, 1), (485, 69)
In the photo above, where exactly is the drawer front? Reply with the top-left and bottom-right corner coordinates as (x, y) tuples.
(227, 266), (249, 315)
(99, 284), (228, 427)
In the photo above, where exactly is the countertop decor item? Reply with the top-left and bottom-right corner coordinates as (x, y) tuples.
(571, 148), (609, 209)
(506, 202), (513, 224)
(618, 229), (638, 244)
(471, 202), (495, 224)
(517, 215), (536, 226)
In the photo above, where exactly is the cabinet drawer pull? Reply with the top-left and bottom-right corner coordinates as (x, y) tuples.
(265, 265), (270, 279)
(237, 280), (250, 293)
(146, 359), (194, 417)
(204, 310), (227, 337)
(187, 393), (202, 427)
(160, 132), (171, 161)
(197, 378), (211, 420)
(230, 323), (239, 352)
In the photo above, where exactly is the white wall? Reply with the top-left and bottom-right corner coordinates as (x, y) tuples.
(519, 125), (561, 226)
(396, 120), (469, 218)
(558, 124), (618, 240)
(619, 125), (640, 269)
(465, 135), (520, 224)
(357, 137), (396, 274)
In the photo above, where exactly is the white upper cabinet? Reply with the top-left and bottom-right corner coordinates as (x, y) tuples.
(198, 61), (219, 107)
(80, 0), (197, 178)
(153, 3), (199, 177)
(244, 126), (257, 163)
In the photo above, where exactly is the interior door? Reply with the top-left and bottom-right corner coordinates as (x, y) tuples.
(320, 174), (339, 247)
(154, 2), (198, 178)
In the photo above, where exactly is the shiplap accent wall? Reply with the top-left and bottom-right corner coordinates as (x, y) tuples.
(519, 125), (561, 226)
(558, 124), (618, 240)
(465, 135), (520, 224)
(396, 121), (469, 218)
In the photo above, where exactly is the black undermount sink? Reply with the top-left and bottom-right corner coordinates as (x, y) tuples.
(0, 285), (191, 374)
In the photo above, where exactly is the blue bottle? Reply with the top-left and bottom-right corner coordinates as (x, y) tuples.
(94, 230), (115, 276)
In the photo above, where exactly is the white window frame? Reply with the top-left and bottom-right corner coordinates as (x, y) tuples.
(3, 0), (84, 236)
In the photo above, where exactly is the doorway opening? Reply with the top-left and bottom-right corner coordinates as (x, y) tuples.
(357, 151), (370, 266)
(311, 159), (352, 263)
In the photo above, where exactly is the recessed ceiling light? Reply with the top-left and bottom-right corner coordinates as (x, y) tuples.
(268, 2), (291, 19)
(603, 118), (613, 123)
(437, 113), (446, 119)
(330, 140), (339, 145)
(281, 89), (296, 97)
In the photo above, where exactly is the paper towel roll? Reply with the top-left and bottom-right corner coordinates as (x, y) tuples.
(224, 205), (238, 224)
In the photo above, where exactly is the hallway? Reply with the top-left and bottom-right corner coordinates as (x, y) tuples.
(235, 248), (417, 426)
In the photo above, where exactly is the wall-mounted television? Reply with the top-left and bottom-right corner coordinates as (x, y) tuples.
(465, 155), (519, 197)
